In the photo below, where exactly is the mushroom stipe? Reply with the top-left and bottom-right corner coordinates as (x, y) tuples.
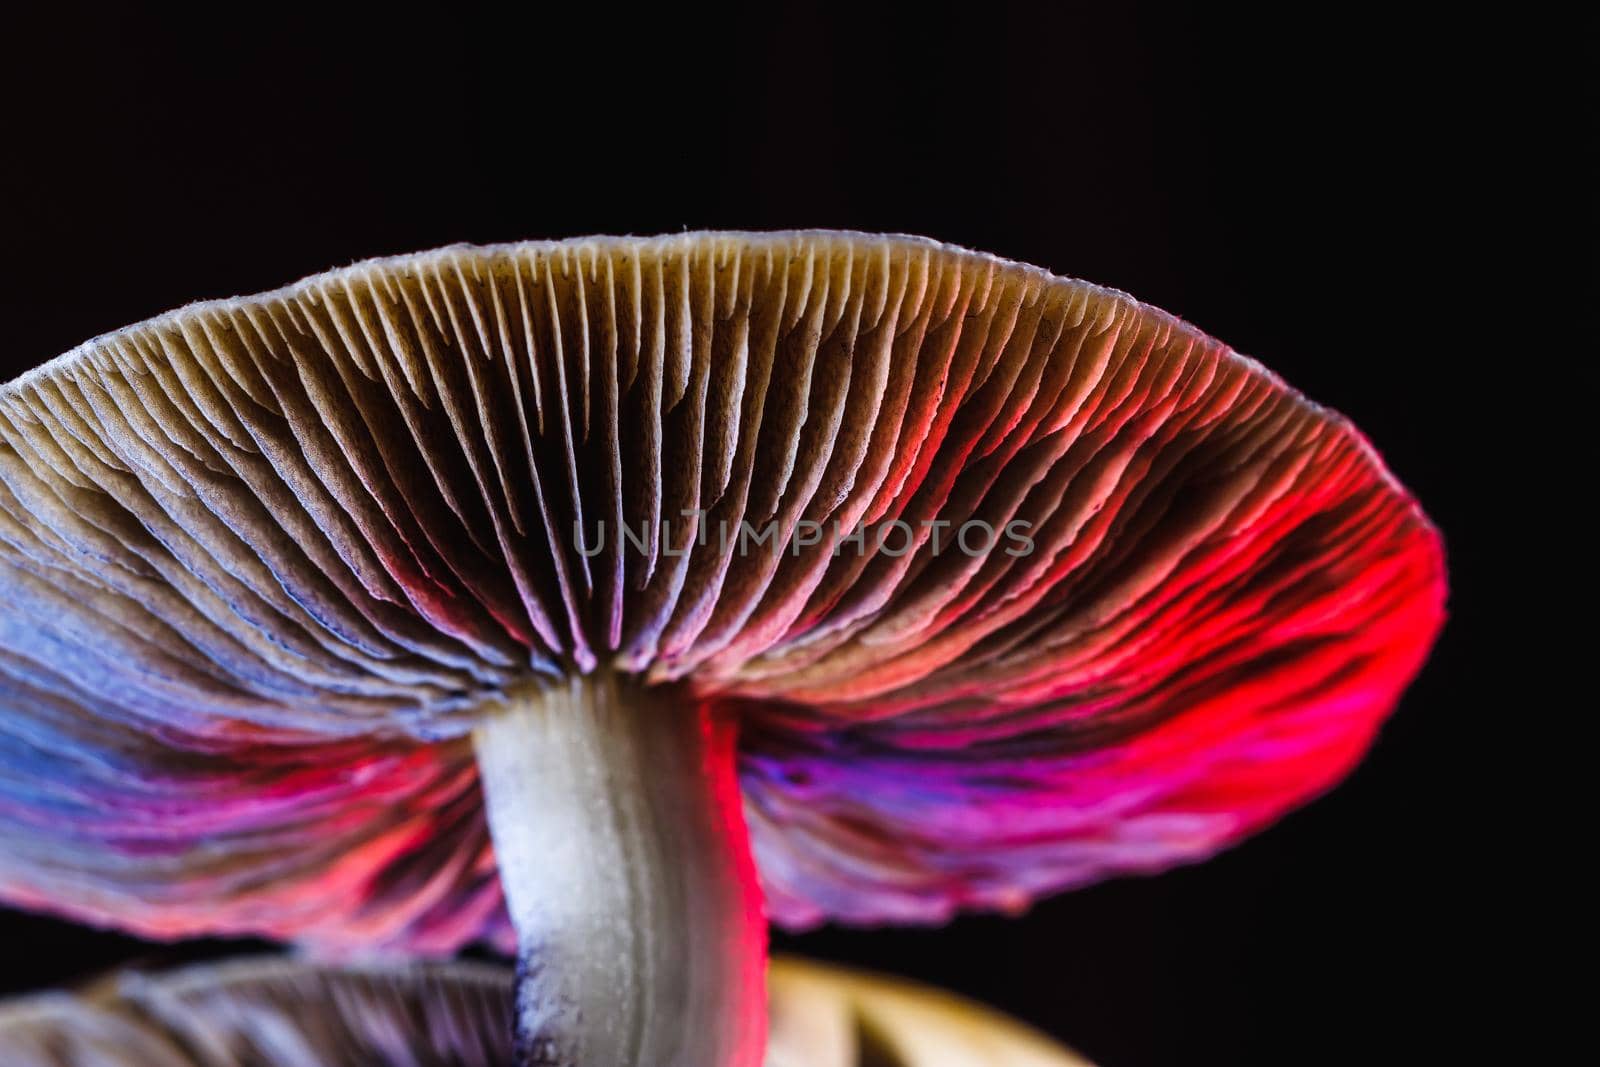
(0, 232), (1446, 1065)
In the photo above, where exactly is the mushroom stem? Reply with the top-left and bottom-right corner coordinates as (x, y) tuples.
(472, 673), (767, 1067)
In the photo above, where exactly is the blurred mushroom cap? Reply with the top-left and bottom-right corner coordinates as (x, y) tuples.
(0, 956), (1091, 1067)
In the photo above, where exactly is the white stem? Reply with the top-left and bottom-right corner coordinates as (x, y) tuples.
(473, 673), (768, 1067)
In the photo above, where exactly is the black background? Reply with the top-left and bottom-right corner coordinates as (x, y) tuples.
(0, 5), (1517, 1065)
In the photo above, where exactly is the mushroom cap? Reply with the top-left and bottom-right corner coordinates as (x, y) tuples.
(0, 232), (1445, 945)
(0, 955), (1092, 1066)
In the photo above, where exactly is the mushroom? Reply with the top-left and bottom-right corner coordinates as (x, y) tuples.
(0, 233), (1445, 1065)
(0, 956), (1090, 1067)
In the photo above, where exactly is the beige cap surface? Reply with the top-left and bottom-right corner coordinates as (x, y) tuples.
(0, 955), (1091, 1067)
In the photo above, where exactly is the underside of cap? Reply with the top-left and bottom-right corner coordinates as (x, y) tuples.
(0, 232), (1445, 944)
